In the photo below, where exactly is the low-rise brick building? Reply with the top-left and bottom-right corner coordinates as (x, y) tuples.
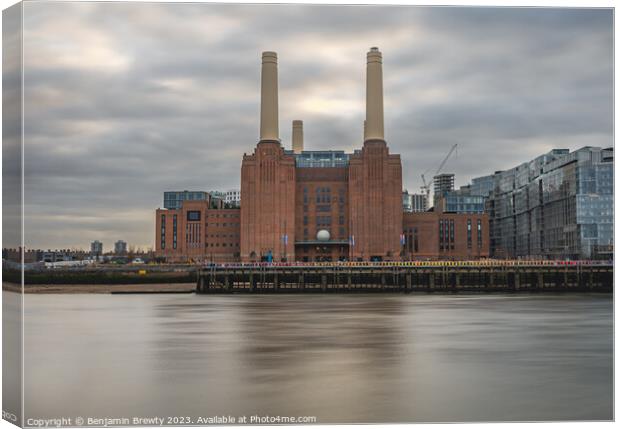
(402, 212), (490, 260)
(156, 196), (240, 263)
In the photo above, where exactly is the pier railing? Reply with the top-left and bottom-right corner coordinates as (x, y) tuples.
(196, 262), (613, 293)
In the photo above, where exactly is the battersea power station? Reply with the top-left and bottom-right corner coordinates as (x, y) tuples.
(156, 48), (489, 263)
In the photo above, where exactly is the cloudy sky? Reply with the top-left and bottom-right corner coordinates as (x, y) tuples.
(14, 3), (613, 251)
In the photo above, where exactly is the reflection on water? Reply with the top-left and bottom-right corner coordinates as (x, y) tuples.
(23, 293), (612, 423)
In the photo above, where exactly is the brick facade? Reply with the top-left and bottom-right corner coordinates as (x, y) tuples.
(240, 141), (296, 262)
(156, 198), (240, 263)
(402, 212), (490, 260)
(348, 141), (403, 260)
(294, 167), (349, 262)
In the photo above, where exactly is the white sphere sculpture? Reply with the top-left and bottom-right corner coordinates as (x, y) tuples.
(316, 229), (331, 242)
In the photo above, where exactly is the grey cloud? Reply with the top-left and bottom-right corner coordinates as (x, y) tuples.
(14, 3), (613, 250)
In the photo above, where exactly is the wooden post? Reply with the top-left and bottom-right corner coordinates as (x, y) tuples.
(197, 273), (205, 293)
(274, 271), (279, 292)
(249, 272), (255, 292)
(406, 273), (412, 292)
(514, 270), (520, 291)
(429, 271), (435, 290)
(538, 271), (544, 290)
(321, 274), (327, 292)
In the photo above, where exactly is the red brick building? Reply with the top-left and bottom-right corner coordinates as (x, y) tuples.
(154, 48), (490, 263)
(402, 212), (490, 260)
(294, 166), (349, 262)
(238, 141), (403, 262)
(156, 197), (240, 263)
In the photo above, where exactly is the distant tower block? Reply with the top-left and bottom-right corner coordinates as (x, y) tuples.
(260, 51), (279, 142)
(365, 47), (384, 142)
(292, 120), (304, 153)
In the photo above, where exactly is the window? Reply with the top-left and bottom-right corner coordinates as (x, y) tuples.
(449, 219), (455, 250)
(316, 216), (331, 226)
(172, 215), (177, 249)
(406, 228), (412, 253)
(160, 214), (166, 249)
(477, 219), (482, 248)
(187, 211), (201, 221)
(467, 219), (472, 249)
(317, 205), (331, 212)
(439, 220), (444, 251)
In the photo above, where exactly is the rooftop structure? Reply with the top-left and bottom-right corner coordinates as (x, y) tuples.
(295, 151), (350, 168)
(163, 191), (209, 210)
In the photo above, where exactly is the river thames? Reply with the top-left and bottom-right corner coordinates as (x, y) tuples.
(17, 292), (612, 423)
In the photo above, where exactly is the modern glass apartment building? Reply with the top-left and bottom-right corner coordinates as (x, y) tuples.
(402, 191), (428, 213)
(477, 147), (613, 260)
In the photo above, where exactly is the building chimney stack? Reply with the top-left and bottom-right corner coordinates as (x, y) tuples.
(365, 47), (384, 142)
(292, 120), (304, 153)
(260, 51), (279, 142)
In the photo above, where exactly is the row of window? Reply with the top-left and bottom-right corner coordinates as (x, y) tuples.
(209, 213), (239, 218)
(186, 223), (201, 248)
(466, 219), (483, 249)
(404, 227), (419, 253)
(302, 203), (346, 213)
(160, 214), (166, 250)
(439, 219), (455, 251)
(173, 215), (177, 249)
(303, 196), (346, 204)
(302, 215), (349, 227)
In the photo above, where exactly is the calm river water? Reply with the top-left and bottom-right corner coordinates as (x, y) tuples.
(17, 292), (612, 423)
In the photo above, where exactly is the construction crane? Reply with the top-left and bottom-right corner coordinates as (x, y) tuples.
(420, 143), (458, 209)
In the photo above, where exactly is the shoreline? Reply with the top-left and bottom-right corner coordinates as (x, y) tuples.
(3, 282), (612, 295)
(3, 282), (195, 294)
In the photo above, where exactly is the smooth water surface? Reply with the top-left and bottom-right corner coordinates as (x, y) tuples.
(21, 293), (612, 423)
